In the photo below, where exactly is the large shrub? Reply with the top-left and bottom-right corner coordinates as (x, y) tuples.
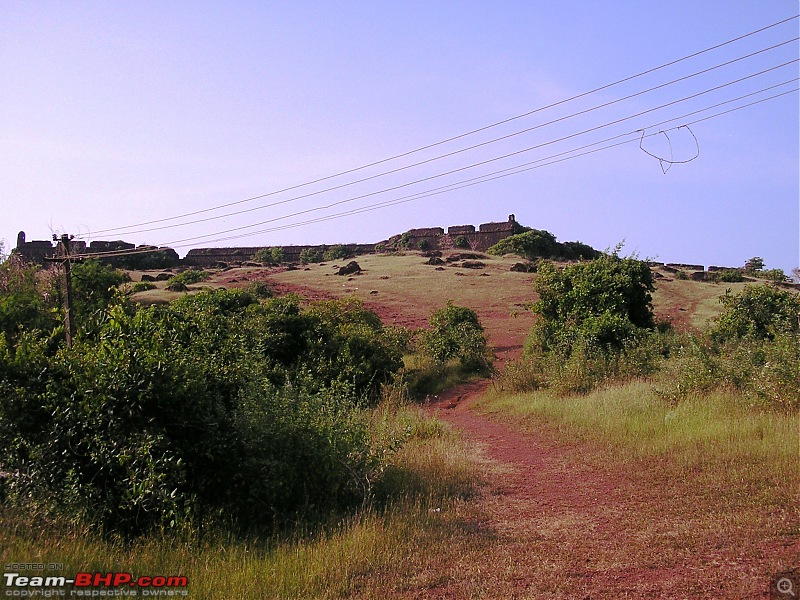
(423, 301), (491, 373)
(529, 252), (655, 354)
(70, 259), (130, 319)
(487, 229), (599, 261)
(712, 285), (800, 342)
(510, 252), (661, 395)
(0, 288), (405, 538)
(487, 229), (557, 259)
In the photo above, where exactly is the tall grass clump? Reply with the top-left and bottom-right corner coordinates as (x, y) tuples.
(394, 301), (494, 399)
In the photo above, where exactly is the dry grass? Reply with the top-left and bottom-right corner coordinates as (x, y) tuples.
(267, 252), (538, 357)
(0, 402), (494, 600)
(650, 274), (750, 330)
(127, 254), (753, 338)
(466, 381), (799, 597)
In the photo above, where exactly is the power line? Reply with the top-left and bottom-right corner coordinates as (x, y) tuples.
(80, 50), (800, 242)
(186, 86), (800, 248)
(80, 15), (800, 238)
(82, 58), (798, 246)
(160, 85), (799, 248)
(77, 84), (798, 260)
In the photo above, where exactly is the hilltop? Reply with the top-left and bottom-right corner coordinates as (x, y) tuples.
(128, 248), (780, 349)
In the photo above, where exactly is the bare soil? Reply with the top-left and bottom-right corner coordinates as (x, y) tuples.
(424, 382), (798, 599)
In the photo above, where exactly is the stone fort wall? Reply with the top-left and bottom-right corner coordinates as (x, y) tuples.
(12, 216), (525, 267)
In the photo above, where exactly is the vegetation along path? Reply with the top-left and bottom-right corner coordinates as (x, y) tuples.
(426, 380), (796, 599)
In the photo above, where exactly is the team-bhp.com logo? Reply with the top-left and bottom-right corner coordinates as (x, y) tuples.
(3, 571), (188, 597)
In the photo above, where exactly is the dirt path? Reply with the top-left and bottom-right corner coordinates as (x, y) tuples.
(257, 265), (795, 597)
(426, 382), (797, 599)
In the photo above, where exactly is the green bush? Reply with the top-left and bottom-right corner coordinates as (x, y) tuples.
(712, 285), (800, 342)
(487, 229), (599, 261)
(656, 331), (800, 409)
(453, 236), (470, 249)
(422, 302), (491, 373)
(515, 252), (660, 395)
(760, 268), (788, 283)
(252, 247), (286, 264)
(299, 248), (323, 264)
(305, 297), (404, 401)
(322, 245), (351, 261)
(70, 259), (130, 318)
(708, 268), (743, 283)
(131, 281), (156, 293)
(0, 288), (407, 538)
(167, 269), (210, 287)
(559, 241), (600, 261)
(529, 252), (655, 355)
(243, 280), (274, 298)
(487, 229), (557, 259)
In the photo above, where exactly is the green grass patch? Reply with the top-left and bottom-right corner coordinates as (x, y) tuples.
(400, 353), (483, 398)
(478, 381), (799, 498)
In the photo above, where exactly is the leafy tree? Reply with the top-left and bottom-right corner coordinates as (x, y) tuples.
(529, 252), (655, 353)
(744, 256), (765, 274)
(712, 285), (800, 341)
(453, 236), (470, 249)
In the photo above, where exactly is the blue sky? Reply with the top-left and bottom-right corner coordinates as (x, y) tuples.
(2, 2), (798, 272)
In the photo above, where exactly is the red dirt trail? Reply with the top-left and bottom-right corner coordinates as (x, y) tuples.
(256, 268), (796, 597)
(426, 382), (798, 599)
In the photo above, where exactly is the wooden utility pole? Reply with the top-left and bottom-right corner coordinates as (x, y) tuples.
(48, 234), (76, 347)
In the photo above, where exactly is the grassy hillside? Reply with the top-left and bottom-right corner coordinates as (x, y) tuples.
(3, 249), (797, 598)
(129, 251), (783, 346)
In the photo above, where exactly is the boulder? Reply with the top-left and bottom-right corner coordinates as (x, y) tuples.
(510, 262), (537, 273)
(337, 261), (362, 276)
(461, 261), (485, 269)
